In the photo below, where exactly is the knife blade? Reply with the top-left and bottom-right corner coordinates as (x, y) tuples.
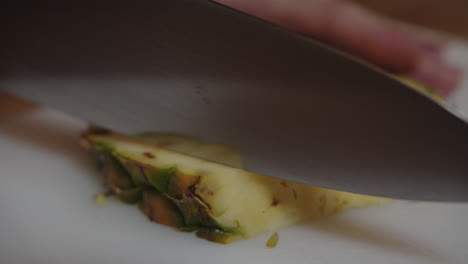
(2, 0), (468, 201)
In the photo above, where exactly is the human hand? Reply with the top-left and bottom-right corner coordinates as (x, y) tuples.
(216, 0), (461, 97)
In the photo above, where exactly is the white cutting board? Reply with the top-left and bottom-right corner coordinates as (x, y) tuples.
(0, 97), (467, 264)
(1, 43), (468, 263)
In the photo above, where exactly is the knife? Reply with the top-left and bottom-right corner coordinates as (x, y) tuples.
(2, 0), (468, 201)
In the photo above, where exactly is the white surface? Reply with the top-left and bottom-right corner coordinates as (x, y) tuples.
(0, 106), (467, 264)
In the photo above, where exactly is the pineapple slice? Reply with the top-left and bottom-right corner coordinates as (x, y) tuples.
(82, 128), (390, 244)
(134, 132), (243, 168)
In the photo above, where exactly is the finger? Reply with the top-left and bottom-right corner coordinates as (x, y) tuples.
(215, 0), (460, 96)
(411, 55), (461, 98)
(216, 0), (422, 71)
(323, 6), (460, 96)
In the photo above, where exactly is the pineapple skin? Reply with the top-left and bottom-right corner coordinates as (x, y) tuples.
(82, 129), (390, 244)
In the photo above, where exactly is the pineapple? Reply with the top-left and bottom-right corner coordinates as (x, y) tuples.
(134, 132), (243, 168)
(82, 127), (390, 244)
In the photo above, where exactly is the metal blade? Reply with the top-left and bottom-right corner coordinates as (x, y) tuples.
(2, 1), (468, 201)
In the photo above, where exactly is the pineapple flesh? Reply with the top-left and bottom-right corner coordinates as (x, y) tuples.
(82, 128), (390, 244)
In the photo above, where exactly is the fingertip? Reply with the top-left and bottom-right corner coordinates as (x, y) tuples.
(410, 55), (462, 97)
